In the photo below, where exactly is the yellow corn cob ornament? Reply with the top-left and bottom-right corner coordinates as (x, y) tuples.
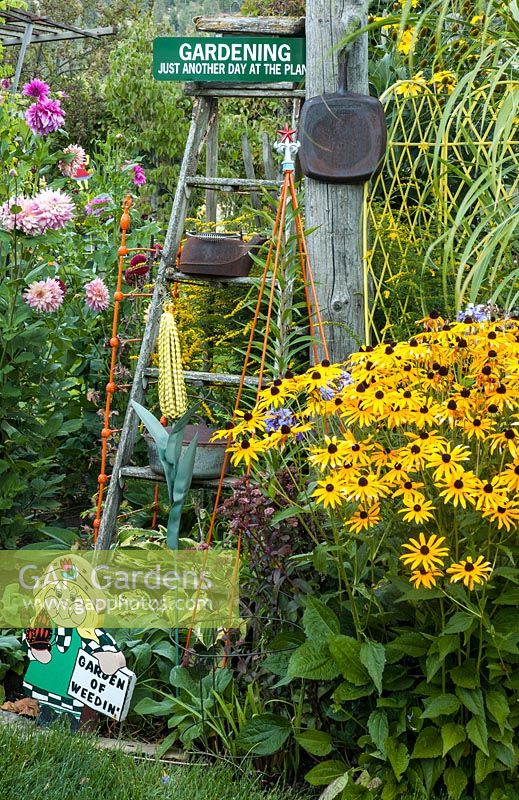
(158, 302), (188, 420)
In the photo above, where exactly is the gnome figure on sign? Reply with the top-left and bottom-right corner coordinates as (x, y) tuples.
(22, 556), (128, 728)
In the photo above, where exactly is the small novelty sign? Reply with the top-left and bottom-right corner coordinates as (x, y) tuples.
(153, 36), (306, 82)
(68, 649), (136, 722)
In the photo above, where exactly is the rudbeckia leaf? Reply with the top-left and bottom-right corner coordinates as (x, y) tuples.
(235, 713), (291, 756)
(303, 597), (340, 641)
(328, 634), (370, 685)
(421, 693), (460, 719)
(360, 640), (386, 694)
(288, 641), (340, 680)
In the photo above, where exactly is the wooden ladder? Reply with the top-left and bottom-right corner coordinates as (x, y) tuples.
(95, 15), (305, 549)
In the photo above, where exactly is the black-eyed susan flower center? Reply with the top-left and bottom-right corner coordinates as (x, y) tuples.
(352, 444), (360, 452)
(447, 400), (457, 410)
(454, 479), (464, 489)
(271, 387), (280, 396)
(394, 463), (402, 470)
(327, 444), (338, 454)
(241, 440), (251, 450)
(326, 484), (334, 492)
(438, 366), (449, 376)
(419, 432), (429, 440)
(441, 454), (451, 463)
(473, 418), (481, 426)
(420, 406), (429, 414)
(488, 331), (497, 339)
(375, 391), (384, 399)
(483, 483), (493, 493)
(356, 382), (367, 393)
(280, 425), (291, 434)
(482, 366), (492, 376)
(488, 350), (497, 359)
(404, 481), (413, 489)
(243, 412), (253, 421)
(514, 466), (519, 475)
(359, 511), (368, 519)
(285, 370), (294, 379)
(429, 309), (440, 319)
(273, 378), (283, 386)
(457, 338), (468, 348)
(225, 422), (235, 430)
(413, 504), (422, 512)
(409, 339), (418, 347)
(460, 388), (470, 398)
(321, 359), (330, 367)
(403, 391), (412, 398)
(411, 445), (421, 454)
(427, 371), (435, 380)
(404, 364), (412, 372)
(464, 563), (474, 572)
(311, 371), (321, 380)
(497, 506), (505, 513)
(505, 429), (515, 440)
(497, 385), (506, 394)
(334, 398), (343, 406)
(420, 545), (430, 555)
(358, 477), (368, 487)
(488, 404), (498, 413)
(385, 346), (394, 355)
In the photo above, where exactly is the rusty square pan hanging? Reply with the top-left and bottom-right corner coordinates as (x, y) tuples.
(299, 61), (387, 184)
(179, 232), (265, 278)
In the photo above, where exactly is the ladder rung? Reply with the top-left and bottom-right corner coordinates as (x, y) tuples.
(184, 85), (305, 99)
(119, 465), (239, 489)
(143, 368), (258, 387)
(194, 15), (305, 36)
(186, 176), (281, 192)
(166, 269), (258, 287)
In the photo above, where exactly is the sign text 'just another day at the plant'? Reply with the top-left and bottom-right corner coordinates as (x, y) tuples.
(153, 37), (306, 82)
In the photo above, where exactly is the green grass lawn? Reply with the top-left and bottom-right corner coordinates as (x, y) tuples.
(0, 722), (302, 800)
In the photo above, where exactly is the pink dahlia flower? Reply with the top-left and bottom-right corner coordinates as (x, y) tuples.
(85, 194), (113, 217)
(0, 196), (26, 232)
(85, 277), (110, 312)
(30, 189), (74, 231)
(18, 198), (48, 236)
(25, 97), (65, 136)
(24, 277), (64, 312)
(59, 144), (86, 177)
(22, 79), (50, 100)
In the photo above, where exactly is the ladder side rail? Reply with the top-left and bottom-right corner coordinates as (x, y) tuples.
(96, 97), (217, 549)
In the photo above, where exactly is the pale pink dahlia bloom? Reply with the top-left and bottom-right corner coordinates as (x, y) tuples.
(0, 196), (26, 232)
(25, 97), (65, 136)
(84, 277), (110, 312)
(59, 144), (86, 177)
(30, 189), (74, 231)
(24, 277), (64, 312)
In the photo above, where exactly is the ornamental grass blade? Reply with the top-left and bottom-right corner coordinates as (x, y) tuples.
(166, 434), (199, 550)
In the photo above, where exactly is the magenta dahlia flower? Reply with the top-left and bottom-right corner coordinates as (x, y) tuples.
(22, 79), (50, 100)
(124, 254), (149, 285)
(133, 165), (146, 186)
(59, 144), (86, 177)
(84, 277), (110, 312)
(25, 97), (65, 136)
(24, 277), (64, 312)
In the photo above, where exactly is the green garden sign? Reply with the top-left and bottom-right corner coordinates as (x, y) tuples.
(153, 37), (306, 82)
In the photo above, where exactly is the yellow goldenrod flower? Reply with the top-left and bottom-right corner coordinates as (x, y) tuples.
(400, 532), (449, 570)
(446, 555), (492, 590)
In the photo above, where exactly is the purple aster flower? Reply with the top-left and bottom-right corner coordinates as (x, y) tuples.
(319, 384), (335, 400)
(25, 97), (65, 136)
(85, 194), (113, 217)
(265, 406), (296, 432)
(337, 370), (353, 390)
(22, 79), (50, 100)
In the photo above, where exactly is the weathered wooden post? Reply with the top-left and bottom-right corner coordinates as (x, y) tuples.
(305, 0), (369, 361)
